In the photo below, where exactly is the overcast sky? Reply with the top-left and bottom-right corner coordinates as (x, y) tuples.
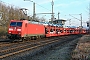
(1, 0), (90, 27)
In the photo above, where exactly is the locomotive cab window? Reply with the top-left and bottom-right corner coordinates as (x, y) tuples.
(17, 22), (22, 27)
(10, 22), (22, 27)
(10, 22), (16, 26)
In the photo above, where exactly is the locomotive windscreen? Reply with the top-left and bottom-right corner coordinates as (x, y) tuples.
(10, 22), (22, 27)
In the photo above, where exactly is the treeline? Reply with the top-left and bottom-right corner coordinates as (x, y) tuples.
(0, 2), (27, 36)
(0, 2), (46, 37)
(0, 2), (26, 26)
(0, 2), (46, 27)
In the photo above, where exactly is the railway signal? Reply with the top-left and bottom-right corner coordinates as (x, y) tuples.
(87, 22), (89, 27)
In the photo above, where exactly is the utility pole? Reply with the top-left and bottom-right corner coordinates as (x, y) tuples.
(89, 3), (90, 31)
(51, 0), (54, 23)
(58, 12), (60, 20)
(80, 13), (82, 28)
(80, 13), (82, 33)
(33, 2), (35, 20)
(69, 14), (82, 28)
(24, 0), (36, 20)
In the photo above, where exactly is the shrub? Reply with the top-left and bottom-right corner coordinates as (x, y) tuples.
(0, 26), (7, 37)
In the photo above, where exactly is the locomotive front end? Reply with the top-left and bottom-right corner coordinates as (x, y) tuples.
(8, 20), (22, 39)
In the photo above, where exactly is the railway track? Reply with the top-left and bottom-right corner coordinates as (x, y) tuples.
(0, 35), (80, 59)
(0, 36), (68, 48)
(0, 38), (60, 58)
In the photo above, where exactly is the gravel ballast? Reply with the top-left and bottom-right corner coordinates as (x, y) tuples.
(1, 35), (82, 60)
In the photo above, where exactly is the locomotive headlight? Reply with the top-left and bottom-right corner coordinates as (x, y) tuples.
(9, 32), (11, 33)
(17, 29), (21, 31)
(9, 28), (13, 31)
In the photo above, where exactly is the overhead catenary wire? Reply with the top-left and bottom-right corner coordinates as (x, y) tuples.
(35, 3), (51, 12)
(24, 0), (51, 12)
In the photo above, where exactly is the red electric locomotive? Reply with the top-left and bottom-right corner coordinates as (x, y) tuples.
(8, 20), (45, 41)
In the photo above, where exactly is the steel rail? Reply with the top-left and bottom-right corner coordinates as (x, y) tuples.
(0, 40), (59, 58)
(0, 39), (55, 53)
(0, 37), (54, 48)
(0, 36), (71, 59)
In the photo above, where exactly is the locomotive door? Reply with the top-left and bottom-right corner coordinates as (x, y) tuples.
(25, 23), (28, 36)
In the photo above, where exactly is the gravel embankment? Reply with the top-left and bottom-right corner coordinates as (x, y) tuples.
(29, 37), (80, 60)
(71, 34), (90, 60)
